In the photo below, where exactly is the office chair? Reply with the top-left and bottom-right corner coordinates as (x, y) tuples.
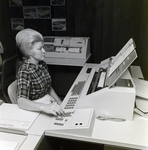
(8, 80), (17, 104)
(0, 54), (18, 103)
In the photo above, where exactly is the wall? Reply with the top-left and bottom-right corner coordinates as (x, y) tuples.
(0, 0), (16, 58)
(0, 0), (147, 77)
(136, 0), (148, 79)
(66, 0), (142, 63)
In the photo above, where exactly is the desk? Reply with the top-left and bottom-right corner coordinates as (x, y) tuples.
(0, 101), (148, 150)
(45, 104), (148, 150)
(19, 134), (42, 150)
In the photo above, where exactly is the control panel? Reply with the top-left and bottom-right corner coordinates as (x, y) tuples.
(48, 108), (95, 137)
(43, 36), (91, 66)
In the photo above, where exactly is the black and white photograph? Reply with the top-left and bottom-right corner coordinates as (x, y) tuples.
(23, 7), (37, 19)
(1, 1), (148, 150)
(23, 6), (51, 19)
(52, 18), (66, 31)
(51, 0), (65, 6)
(9, 0), (23, 6)
(37, 6), (51, 19)
(11, 18), (24, 30)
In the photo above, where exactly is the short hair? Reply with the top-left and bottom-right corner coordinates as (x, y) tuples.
(16, 28), (43, 58)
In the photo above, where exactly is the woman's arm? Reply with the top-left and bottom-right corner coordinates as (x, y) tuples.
(17, 96), (64, 116)
(48, 86), (62, 105)
(17, 65), (63, 116)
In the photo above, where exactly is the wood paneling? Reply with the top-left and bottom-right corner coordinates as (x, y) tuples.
(67, 0), (141, 63)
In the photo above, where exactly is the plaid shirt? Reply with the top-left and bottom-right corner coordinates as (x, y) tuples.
(17, 59), (52, 100)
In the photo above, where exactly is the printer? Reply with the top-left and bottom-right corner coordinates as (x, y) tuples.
(62, 38), (137, 121)
(43, 36), (90, 65)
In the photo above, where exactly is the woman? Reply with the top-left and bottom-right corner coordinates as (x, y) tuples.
(16, 28), (64, 116)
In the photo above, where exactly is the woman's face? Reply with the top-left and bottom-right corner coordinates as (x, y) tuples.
(30, 41), (45, 63)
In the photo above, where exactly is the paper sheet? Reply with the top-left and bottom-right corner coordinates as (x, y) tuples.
(0, 140), (18, 150)
(133, 78), (148, 99)
(109, 44), (135, 76)
(0, 104), (40, 130)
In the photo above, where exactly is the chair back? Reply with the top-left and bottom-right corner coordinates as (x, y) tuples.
(1, 54), (18, 103)
(7, 80), (17, 104)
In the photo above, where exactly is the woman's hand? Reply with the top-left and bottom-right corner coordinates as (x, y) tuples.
(40, 102), (64, 116)
(17, 95), (64, 116)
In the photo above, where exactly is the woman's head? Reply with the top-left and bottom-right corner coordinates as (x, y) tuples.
(16, 28), (43, 58)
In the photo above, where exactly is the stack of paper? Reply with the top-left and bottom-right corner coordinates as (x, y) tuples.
(0, 104), (40, 134)
(0, 140), (18, 150)
(133, 78), (148, 99)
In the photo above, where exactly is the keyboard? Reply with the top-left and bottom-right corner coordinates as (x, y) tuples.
(71, 81), (85, 96)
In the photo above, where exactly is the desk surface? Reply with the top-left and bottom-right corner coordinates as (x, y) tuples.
(19, 134), (41, 150)
(45, 107), (148, 150)
(1, 101), (148, 150)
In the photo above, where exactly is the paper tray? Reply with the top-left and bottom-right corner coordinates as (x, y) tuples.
(133, 77), (148, 99)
